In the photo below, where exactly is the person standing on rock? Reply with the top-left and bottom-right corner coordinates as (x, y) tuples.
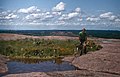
(78, 28), (87, 55)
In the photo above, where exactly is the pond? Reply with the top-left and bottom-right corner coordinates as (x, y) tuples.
(7, 58), (79, 74)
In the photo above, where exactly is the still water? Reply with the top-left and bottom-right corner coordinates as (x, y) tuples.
(7, 58), (78, 74)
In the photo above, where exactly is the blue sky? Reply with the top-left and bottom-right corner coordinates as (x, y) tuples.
(0, 0), (120, 30)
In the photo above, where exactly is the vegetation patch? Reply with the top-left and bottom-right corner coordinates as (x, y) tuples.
(0, 38), (102, 60)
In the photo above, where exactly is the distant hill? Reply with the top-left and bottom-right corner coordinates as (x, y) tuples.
(0, 30), (120, 39)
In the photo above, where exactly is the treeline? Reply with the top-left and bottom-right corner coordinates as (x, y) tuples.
(0, 30), (120, 39)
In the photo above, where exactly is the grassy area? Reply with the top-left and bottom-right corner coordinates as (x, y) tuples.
(0, 38), (102, 60)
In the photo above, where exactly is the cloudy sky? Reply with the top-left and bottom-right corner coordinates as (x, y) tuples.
(0, 0), (120, 30)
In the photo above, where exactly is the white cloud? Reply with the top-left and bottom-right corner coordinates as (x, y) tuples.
(44, 12), (54, 19)
(86, 17), (100, 22)
(78, 18), (83, 21)
(52, 12), (61, 16)
(68, 12), (79, 19)
(18, 6), (40, 13)
(109, 15), (117, 20)
(75, 7), (81, 12)
(100, 12), (117, 20)
(5, 13), (18, 19)
(44, 14), (53, 19)
(0, 2), (120, 30)
(0, 11), (18, 20)
(55, 21), (65, 25)
(1, 11), (8, 16)
(58, 7), (81, 21)
(45, 12), (50, 15)
(59, 12), (79, 20)
(100, 12), (112, 18)
(25, 13), (44, 20)
(52, 2), (65, 12)
(25, 12), (53, 21)
(58, 14), (67, 20)
(115, 19), (120, 22)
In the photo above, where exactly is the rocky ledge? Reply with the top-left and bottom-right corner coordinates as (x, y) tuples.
(62, 38), (120, 77)
(0, 34), (120, 77)
(0, 55), (9, 74)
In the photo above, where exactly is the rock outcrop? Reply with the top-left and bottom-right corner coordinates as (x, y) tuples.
(0, 34), (120, 77)
(72, 39), (120, 75)
(0, 55), (9, 74)
(3, 72), (50, 77)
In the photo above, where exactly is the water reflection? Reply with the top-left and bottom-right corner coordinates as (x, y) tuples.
(9, 58), (44, 64)
(9, 57), (63, 64)
(7, 57), (78, 74)
(54, 58), (63, 64)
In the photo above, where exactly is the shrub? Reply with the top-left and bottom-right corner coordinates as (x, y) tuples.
(0, 39), (102, 59)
